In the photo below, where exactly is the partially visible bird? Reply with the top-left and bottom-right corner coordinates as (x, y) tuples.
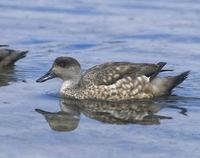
(0, 47), (28, 86)
(0, 48), (28, 68)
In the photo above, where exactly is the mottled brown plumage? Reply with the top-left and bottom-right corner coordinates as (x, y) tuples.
(36, 56), (189, 101)
(83, 62), (160, 85)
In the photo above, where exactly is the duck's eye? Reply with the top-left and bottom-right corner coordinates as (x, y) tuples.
(59, 62), (66, 68)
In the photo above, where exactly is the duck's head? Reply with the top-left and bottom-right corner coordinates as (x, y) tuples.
(36, 56), (81, 84)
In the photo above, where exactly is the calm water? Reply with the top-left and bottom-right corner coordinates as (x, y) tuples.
(0, 0), (200, 157)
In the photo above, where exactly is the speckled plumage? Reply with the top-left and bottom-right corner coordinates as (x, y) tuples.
(58, 61), (162, 100)
(63, 75), (155, 100)
(37, 56), (189, 101)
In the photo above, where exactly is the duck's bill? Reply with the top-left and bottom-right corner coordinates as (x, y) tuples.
(36, 69), (56, 83)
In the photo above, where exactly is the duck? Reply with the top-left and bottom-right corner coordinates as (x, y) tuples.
(0, 48), (28, 86)
(36, 56), (189, 101)
(0, 48), (28, 69)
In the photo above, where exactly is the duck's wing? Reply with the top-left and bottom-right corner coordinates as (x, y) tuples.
(0, 49), (28, 68)
(83, 62), (167, 85)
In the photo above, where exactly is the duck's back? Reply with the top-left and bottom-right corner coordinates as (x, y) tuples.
(82, 61), (160, 86)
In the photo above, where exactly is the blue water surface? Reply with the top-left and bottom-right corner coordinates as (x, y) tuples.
(0, 0), (200, 158)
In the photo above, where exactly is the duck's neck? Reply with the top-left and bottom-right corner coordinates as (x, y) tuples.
(60, 76), (83, 93)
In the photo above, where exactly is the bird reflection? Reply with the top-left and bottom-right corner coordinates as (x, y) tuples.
(35, 98), (187, 132)
(35, 102), (80, 132)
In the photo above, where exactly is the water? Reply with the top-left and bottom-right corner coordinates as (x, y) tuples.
(0, 0), (200, 157)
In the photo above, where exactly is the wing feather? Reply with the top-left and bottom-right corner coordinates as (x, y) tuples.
(83, 62), (164, 86)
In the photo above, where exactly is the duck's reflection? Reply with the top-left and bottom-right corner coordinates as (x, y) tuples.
(36, 98), (187, 132)
(35, 103), (80, 132)
(0, 69), (15, 86)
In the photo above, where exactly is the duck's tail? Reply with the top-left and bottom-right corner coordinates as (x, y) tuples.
(151, 71), (190, 96)
(168, 71), (190, 91)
